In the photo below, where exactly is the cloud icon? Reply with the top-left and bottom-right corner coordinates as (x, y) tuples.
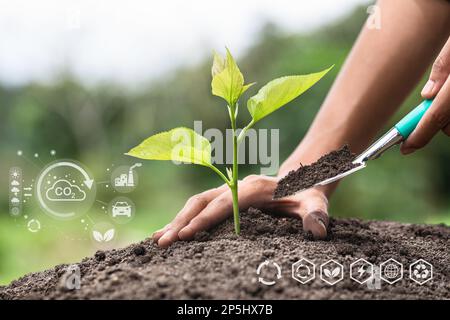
(11, 187), (20, 193)
(46, 179), (86, 202)
(10, 197), (20, 204)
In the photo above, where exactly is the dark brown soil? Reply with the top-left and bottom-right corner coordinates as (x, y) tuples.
(0, 208), (449, 300)
(274, 145), (358, 198)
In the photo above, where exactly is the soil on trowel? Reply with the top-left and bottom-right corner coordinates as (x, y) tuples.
(274, 145), (358, 198)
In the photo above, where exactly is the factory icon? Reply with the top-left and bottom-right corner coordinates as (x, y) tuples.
(114, 163), (142, 187)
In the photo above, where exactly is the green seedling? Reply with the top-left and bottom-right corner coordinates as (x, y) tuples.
(126, 48), (332, 235)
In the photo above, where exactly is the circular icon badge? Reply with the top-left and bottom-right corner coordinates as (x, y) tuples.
(36, 160), (96, 220)
(111, 163), (141, 193)
(90, 221), (117, 249)
(108, 196), (135, 224)
(27, 219), (41, 233)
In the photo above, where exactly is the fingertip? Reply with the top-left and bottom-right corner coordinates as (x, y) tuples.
(157, 238), (172, 248)
(152, 224), (170, 242)
(400, 148), (415, 155)
(421, 80), (435, 98)
(400, 143), (416, 155)
(157, 230), (178, 248)
(152, 229), (164, 241)
(178, 226), (195, 241)
(443, 125), (450, 137)
(303, 211), (328, 240)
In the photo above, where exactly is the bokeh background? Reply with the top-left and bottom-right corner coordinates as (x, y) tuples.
(1, 0), (449, 285)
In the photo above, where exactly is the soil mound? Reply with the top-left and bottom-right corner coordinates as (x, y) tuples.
(1, 208), (448, 299)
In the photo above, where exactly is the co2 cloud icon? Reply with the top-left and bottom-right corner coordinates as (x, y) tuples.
(46, 179), (86, 202)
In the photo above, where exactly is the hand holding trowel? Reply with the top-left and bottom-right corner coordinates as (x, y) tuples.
(275, 99), (434, 198)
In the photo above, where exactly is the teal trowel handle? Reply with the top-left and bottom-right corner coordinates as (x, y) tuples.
(395, 99), (434, 139)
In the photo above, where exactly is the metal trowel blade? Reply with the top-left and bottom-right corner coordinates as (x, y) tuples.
(314, 161), (366, 188)
(291, 161), (366, 195)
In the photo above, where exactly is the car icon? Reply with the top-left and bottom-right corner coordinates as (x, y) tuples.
(112, 201), (132, 217)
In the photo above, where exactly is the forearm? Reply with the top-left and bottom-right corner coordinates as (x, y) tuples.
(279, 0), (450, 178)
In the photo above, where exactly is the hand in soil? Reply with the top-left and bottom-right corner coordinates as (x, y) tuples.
(153, 175), (329, 247)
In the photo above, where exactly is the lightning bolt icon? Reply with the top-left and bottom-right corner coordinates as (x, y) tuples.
(358, 266), (365, 277)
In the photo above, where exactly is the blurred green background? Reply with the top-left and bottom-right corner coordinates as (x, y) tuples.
(1, 5), (449, 285)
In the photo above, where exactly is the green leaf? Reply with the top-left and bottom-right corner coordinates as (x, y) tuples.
(126, 127), (211, 166)
(247, 66), (333, 123)
(211, 51), (226, 77)
(211, 48), (254, 106)
(242, 82), (256, 95)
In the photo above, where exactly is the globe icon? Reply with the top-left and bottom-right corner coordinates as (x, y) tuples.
(384, 263), (399, 279)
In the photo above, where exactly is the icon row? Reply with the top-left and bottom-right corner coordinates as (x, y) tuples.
(9, 167), (23, 216)
(257, 258), (433, 286)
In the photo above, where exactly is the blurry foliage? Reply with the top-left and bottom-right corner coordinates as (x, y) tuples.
(0, 6), (449, 284)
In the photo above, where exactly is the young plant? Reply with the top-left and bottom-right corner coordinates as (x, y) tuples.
(126, 48), (332, 235)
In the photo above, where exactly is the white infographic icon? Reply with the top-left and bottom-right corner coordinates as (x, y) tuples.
(111, 163), (142, 193)
(320, 259), (344, 285)
(92, 229), (115, 243)
(9, 167), (22, 216)
(380, 258), (403, 284)
(27, 219), (41, 233)
(46, 179), (86, 202)
(292, 258), (316, 284)
(112, 201), (131, 217)
(409, 259), (433, 285)
(350, 258), (374, 284)
(109, 197), (135, 224)
(90, 221), (117, 249)
(256, 260), (282, 286)
(36, 160), (96, 220)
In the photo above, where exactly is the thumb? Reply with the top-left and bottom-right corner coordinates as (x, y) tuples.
(421, 37), (450, 99)
(298, 191), (329, 240)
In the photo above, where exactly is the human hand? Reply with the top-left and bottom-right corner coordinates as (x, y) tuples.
(152, 175), (329, 248)
(401, 36), (450, 154)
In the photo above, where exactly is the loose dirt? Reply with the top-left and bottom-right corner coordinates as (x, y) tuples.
(274, 145), (358, 199)
(1, 208), (448, 299)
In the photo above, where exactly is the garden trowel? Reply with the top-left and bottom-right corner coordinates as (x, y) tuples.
(309, 99), (434, 189)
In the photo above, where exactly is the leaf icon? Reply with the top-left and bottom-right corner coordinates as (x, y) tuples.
(324, 269), (332, 278)
(103, 229), (115, 242)
(332, 267), (341, 277)
(93, 230), (104, 242)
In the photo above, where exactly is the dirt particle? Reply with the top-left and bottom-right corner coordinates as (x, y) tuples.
(194, 253), (203, 259)
(336, 245), (355, 256)
(194, 231), (211, 242)
(94, 251), (106, 261)
(138, 255), (151, 264)
(182, 273), (194, 282)
(243, 282), (261, 295)
(262, 249), (275, 258)
(106, 267), (122, 275)
(107, 258), (119, 266)
(132, 245), (146, 256)
(304, 231), (315, 241)
(129, 272), (142, 281)
(193, 244), (204, 254)
(185, 288), (202, 299)
(156, 276), (169, 288)
(110, 275), (120, 286)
